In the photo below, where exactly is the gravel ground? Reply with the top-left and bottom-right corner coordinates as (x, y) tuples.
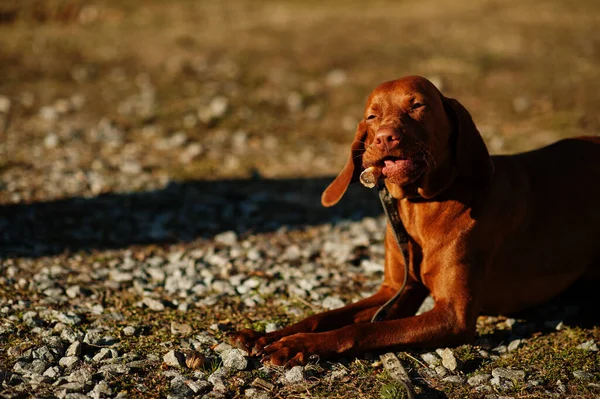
(1, 1), (600, 398)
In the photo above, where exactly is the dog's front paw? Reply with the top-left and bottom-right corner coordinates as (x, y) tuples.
(228, 328), (264, 353)
(262, 333), (328, 366)
(228, 329), (283, 355)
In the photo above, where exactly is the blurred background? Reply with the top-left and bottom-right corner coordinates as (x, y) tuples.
(0, 0), (599, 253)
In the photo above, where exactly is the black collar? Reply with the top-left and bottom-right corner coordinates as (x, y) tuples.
(370, 181), (412, 322)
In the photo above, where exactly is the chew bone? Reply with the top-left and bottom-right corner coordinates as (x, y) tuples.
(360, 166), (382, 188)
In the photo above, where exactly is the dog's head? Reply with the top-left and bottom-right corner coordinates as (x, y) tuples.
(321, 76), (494, 206)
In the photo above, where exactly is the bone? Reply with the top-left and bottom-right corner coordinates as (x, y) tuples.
(359, 166), (382, 188)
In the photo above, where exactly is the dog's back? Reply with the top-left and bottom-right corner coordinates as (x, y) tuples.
(480, 137), (600, 314)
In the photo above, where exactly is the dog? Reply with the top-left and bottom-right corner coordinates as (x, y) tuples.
(230, 76), (600, 366)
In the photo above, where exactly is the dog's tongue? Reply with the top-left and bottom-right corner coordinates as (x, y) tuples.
(382, 159), (412, 178)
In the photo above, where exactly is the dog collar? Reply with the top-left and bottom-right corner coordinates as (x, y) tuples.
(370, 181), (412, 322)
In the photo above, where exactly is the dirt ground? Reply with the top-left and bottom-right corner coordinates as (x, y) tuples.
(1, 1), (599, 398)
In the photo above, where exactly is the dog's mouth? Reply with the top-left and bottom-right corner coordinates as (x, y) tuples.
(360, 155), (425, 188)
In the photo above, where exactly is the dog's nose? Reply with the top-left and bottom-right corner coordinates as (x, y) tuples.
(374, 129), (400, 152)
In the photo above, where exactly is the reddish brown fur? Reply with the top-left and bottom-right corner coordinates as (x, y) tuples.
(230, 76), (600, 366)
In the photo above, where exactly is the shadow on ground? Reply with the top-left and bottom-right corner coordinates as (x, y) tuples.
(0, 176), (382, 258)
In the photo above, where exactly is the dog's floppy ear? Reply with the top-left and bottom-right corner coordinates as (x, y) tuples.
(321, 120), (368, 207)
(442, 96), (494, 189)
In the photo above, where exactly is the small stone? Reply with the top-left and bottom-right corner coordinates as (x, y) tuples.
(221, 348), (248, 370)
(142, 297), (166, 311)
(468, 374), (491, 386)
(512, 96), (530, 114)
(245, 388), (271, 399)
(264, 323), (279, 333)
(98, 364), (130, 375)
(185, 379), (212, 395)
(507, 339), (521, 352)
(163, 350), (185, 368)
(43, 366), (60, 379)
(251, 377), (275, 391)
(122, 326), (136, 336)
(209, 96), (229, 119)
(439, 348), (459, 371)
(213, 343), (233, 354)
(0, 95), (11, 113)
(505, 318), (516, 328)
(59, 356), (79, 369)
(435, 365), (449, 377)
(577, 340), (598, 351)
(44, 133), (59, 148)
(573, 370), (594, 380)
(170, 376), (194, 398)
(92, 348), (118, 362)
(40, 106), (58, 120)
(65, 341), (82, 357)
(90, 381), (112, 399)
(171, 322), (193, 336)
(67, 368), (92, 385)
(490, 376), (514, 390)
(325, 69), (347, 87)
(208, 367), (230, 391)
(58, 381), (87, 394)
(492, 368), (525, 381)
(30, 359), (48, 374)
(442, 375), (464, 384)
(557, 379), (567, 394)
(284, 366), (305, 384)
(215, 231), (237, 246)
(61, 329), (83, 344)
(421, 352), (441, 367)
(544, 320), (564, 331)
(322, 296), (345, 310)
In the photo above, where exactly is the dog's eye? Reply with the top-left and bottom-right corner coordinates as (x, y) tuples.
(411, 103), (425, 110)
(367, 115), (377, 120)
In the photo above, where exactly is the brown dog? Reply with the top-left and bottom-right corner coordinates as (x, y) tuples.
(230, 76), (600, 366)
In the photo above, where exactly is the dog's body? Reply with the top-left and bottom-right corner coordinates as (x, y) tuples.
(231, 76), (600, 366)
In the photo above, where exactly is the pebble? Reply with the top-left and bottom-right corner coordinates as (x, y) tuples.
(0, 95), (11, 113)
(171, 322), (193, 336)
(208, 367), (231, 391)
(59, 356), (79, 369)
(90, 381), (113, 399)
(185, 379), (212, 395)
(439, 348), (459, 371)
(435, 365), (449, 378)
(577, 340), (598, 351)
(220, 348), (248, 370)
(163, 350), (186, 368)
(284, 366), (305, 384)
(142, 297), (166, 311)
(322, 296), (345, 310)
(573, 370), (594, 380)
(214, 231), (238, 246)
(122, 326), (137, 336)
(468, 373), (491, 386)
(421, 352), (441, 367)
(491, 368), (525, 381)
(245, 388), (271, 399)
(92, 348), (118, 362)
(170, 376), (194, 398)
(507, 339), (521, 352)
(65, 341), (82, 357)
(442, 375), (464, 384)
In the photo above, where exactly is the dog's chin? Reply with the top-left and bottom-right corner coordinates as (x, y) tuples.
(381, 159), (425, 186)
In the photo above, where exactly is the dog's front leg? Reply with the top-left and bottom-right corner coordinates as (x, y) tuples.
(262, 262), (482, 365)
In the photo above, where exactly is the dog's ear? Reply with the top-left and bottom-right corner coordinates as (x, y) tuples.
(442, 96), (494, 189)
(321, 121), (368, 207)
